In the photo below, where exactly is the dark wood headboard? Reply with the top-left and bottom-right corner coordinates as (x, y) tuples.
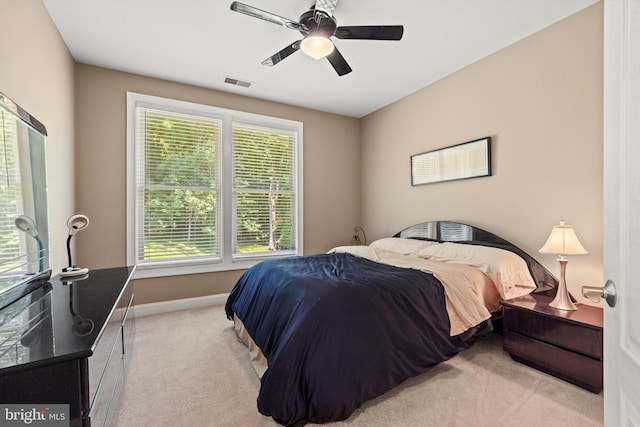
(393, 221), (558, 294)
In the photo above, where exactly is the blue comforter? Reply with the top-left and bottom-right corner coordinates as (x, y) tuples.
(225, 252), (491, 426)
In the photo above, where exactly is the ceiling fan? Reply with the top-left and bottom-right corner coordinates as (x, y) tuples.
(230, 0), (404, 76)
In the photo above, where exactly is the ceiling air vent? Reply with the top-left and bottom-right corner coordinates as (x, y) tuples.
(224, 77), (252, 88)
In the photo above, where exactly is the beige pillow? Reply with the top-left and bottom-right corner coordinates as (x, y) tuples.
(417, 242), (536, 300)
(369, 237), (439, 255)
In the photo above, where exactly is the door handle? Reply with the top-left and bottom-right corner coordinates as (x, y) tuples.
(582, 280), (617, 307)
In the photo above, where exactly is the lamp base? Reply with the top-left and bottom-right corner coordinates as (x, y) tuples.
(549, 259), (577, 311)
(549, 291), (578, 311)
(60, 267), (89, 278)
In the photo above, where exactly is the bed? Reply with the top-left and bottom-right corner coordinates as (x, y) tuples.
(224, 221), (557, 426)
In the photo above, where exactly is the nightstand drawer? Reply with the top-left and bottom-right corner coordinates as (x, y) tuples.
(504, 330), (602, 393)
(503, 306), (602, 359)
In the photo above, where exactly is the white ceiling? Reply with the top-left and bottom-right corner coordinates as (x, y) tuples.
(43, 0), (597, 118)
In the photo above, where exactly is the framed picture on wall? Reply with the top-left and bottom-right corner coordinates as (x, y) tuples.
(411, 136), (492, 186)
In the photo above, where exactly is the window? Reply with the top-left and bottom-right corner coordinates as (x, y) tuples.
(0, 107), (25, 274)
(127, 93), (303, 278)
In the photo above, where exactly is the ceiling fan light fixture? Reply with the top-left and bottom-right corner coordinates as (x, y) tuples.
(301, 35), (334, 60)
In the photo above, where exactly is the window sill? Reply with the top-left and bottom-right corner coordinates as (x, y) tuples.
(130, 255), (293, 279)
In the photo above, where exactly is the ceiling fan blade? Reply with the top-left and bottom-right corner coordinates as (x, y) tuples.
(230, 2), (306, 32)
(326, 46), (352, 76)
(262, 41), (302, 66)
(314, 0), (339, 17)
(334, 25), (404, 40)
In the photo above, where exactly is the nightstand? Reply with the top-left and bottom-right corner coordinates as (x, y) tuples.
(501, 293), (603, 393)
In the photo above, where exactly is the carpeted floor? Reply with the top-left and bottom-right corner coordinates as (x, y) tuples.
(116, 304), (603, 427)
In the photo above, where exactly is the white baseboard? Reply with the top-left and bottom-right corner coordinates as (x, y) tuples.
(133, 293), (229, 318)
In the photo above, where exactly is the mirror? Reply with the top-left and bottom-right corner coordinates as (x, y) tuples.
(0, 92), (51, 310)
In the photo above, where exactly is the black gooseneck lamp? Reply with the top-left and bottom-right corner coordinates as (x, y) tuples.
(60, 214), (90, 278)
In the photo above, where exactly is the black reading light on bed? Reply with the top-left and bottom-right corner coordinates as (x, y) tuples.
(539, 220), (588, 311)
(350, 226), (367, 246)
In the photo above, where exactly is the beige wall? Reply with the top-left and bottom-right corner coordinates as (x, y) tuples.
(361, 3), (603, 302)
(0, 0), (76, 273)
(74, 65), (361, 304)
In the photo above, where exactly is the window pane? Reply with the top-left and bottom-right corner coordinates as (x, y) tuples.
(136, 107), (220, 263)
(234, 191), (294, 254)
(141, 189), (217, 261)
(233, 123), (295, 191)
(232, 122), (296, 257)
(141, 109), (218, 188)
(0, 109), (26, 272)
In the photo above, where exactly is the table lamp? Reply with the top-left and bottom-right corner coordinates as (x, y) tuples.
(539, 220), (588, 310)
(60, 214), (90, 278)
(15, 215), (44, 272)
(350, 226), (367, 246)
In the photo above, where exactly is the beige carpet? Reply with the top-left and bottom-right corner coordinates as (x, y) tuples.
(116, 304), (603, 427)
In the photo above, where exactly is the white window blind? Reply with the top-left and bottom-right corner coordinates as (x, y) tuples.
(127, 93), (303, 278)
(232, 122), (297, 258)
(0, 108), (26, 274)
(135, 106), (221, 264)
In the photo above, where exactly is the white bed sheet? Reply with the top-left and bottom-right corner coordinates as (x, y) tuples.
(329, 246), (495, 335)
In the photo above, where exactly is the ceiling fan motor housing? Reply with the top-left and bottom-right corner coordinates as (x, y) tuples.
(299, 9), (337, 37)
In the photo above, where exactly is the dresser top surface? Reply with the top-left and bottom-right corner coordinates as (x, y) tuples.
(502, 293), (603, 328)
(0, 266), (134, 375)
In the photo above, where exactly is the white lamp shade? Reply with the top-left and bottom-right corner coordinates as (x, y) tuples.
(300, 35), (334, 60)
(67, 214), (90, 236)
(15, 215), (39, 238)
(539, 221), (588, 256)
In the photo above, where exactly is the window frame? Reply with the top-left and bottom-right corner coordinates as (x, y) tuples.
(126, 92), (303, 279)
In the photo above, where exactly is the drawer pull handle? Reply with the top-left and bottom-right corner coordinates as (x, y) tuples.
(581, 280), (616, 307)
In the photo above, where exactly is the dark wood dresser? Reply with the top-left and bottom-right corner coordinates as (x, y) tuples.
(502, 293), (603, 393)
(0, 267), (135, 426)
